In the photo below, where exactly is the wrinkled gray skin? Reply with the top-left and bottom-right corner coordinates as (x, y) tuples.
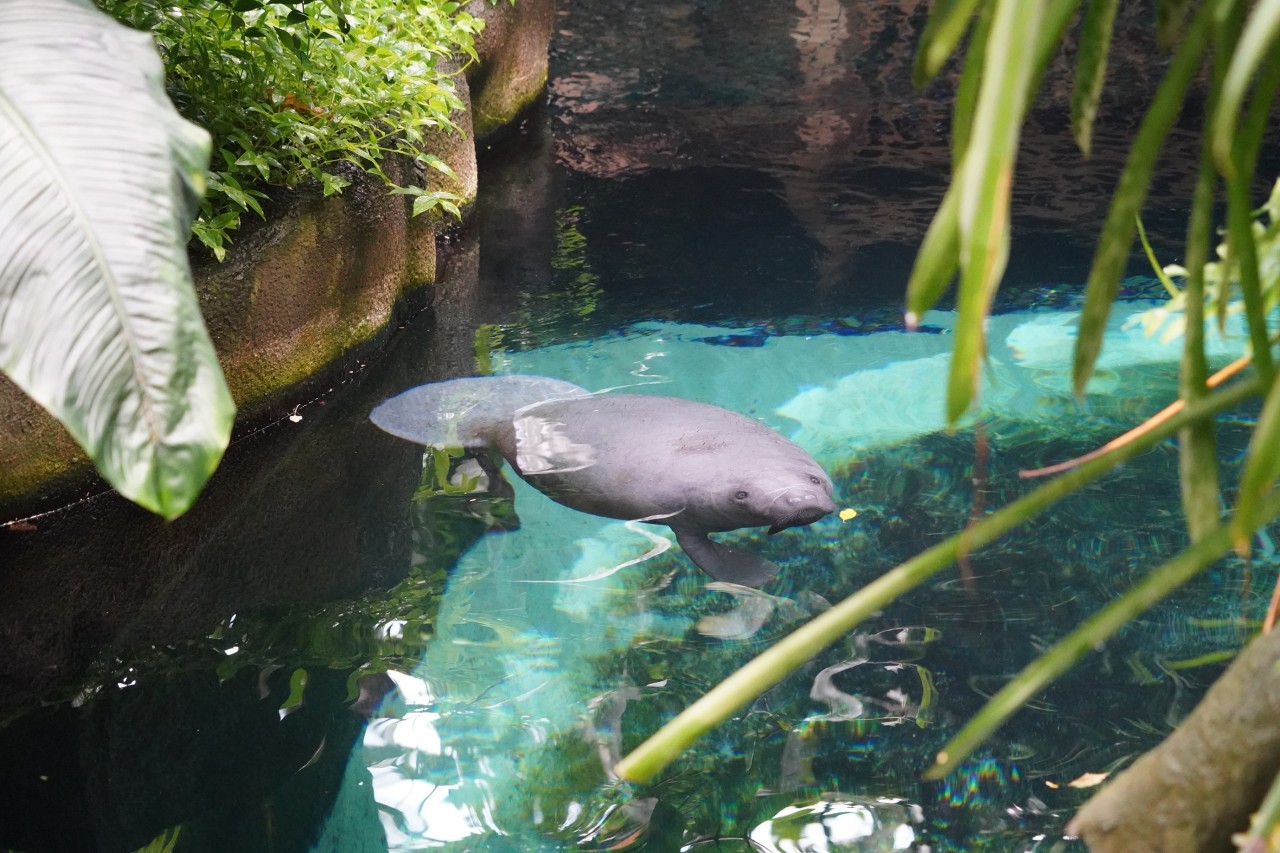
(371, 376), (836, 586)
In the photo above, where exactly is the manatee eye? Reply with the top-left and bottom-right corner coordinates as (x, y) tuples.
(734, 490), (749, 500)
(809, 475), (822, 485)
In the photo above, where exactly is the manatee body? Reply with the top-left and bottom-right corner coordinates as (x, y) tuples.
(371, 376), (836, 586)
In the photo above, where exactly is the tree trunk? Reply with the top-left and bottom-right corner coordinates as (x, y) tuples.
(1069, 627), (1280, 852)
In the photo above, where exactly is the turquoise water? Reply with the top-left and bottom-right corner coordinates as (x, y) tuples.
(307, 297), (1267, 851)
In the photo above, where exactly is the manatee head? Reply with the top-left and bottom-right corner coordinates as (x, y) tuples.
(699, 461), (836, 534)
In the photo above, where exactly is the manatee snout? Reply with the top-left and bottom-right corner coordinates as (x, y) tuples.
(767, 489), (837, 535)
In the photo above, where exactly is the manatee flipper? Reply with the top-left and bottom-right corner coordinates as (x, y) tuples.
(370, 376), (590, 448)
(673, 528), (783, 587)
(471, 449), (513, 501)
(464, 450), (522, 531)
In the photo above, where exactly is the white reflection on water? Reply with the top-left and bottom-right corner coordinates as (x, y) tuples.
(512, 414), (598, 474)
(747, 797), (921, 852)
(695, 581), (822, 639)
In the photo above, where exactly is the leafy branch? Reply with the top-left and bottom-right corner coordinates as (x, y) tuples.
(616, 1), (1280, 822)
(99, 0), (484, 259)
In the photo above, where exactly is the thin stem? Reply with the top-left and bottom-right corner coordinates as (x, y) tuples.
(928, 486), (1280, 780)
(1020, 354), (1252, 479)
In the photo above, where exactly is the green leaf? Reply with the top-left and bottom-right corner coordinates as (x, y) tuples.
(192, 225), (227, 262)
(1134, 215), (1182, 297)
(1211, 0), (1280, 178)
(281, 668), (308, 710)
(0, 0), (234, 519)
(949, 0), (992, 167)
(322, 0), (350, 33)
(320, 171), (351, 197)
(1175, 6), (1241, 544)
(1156, 0), (1193, 49)
(420, 153), (457, 178)
(1071, 0), (1118, 156)
(1072, 0), (1214, 396)
(1035, 0), (1087, 72)
(948, 0), (1041, 423)
(904, 183), (959, 322)
(411, 194), (438, 217)
(235, 151), (271, 181)
(909, 0), (1078, 354)
(1178, 301), (1221, 545)
(1222, 35), (1280, 380)
(913, 0), (981, 88)
(431, 446), (451, 487)
(132, 826), (183, 853)
(1231, 368), (1280, 554)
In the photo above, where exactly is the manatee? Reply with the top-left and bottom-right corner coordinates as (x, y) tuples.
(371, 375), (836, 586)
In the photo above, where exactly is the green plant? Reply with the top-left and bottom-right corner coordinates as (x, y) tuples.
(616, 1), (1280, 836)
(131, 826), (182, 853)
(0, 0), (233, 518)
(99, 0), (483, 259)
(0, 0), (489, 520)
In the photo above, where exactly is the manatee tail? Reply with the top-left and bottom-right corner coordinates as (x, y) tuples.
(370, 376), (589, 448)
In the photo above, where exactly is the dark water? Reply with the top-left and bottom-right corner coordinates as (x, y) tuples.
(2, 1), (1278, 850)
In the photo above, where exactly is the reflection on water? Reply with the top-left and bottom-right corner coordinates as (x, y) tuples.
(749, 798), (923, 853)
(308, 297), (1271, 851)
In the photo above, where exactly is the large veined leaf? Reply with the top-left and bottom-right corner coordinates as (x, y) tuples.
(0, 0), (233, 518)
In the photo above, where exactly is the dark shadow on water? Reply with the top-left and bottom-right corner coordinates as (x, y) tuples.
(0, 271), (493, 850)
(0, 667), (365, 853)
